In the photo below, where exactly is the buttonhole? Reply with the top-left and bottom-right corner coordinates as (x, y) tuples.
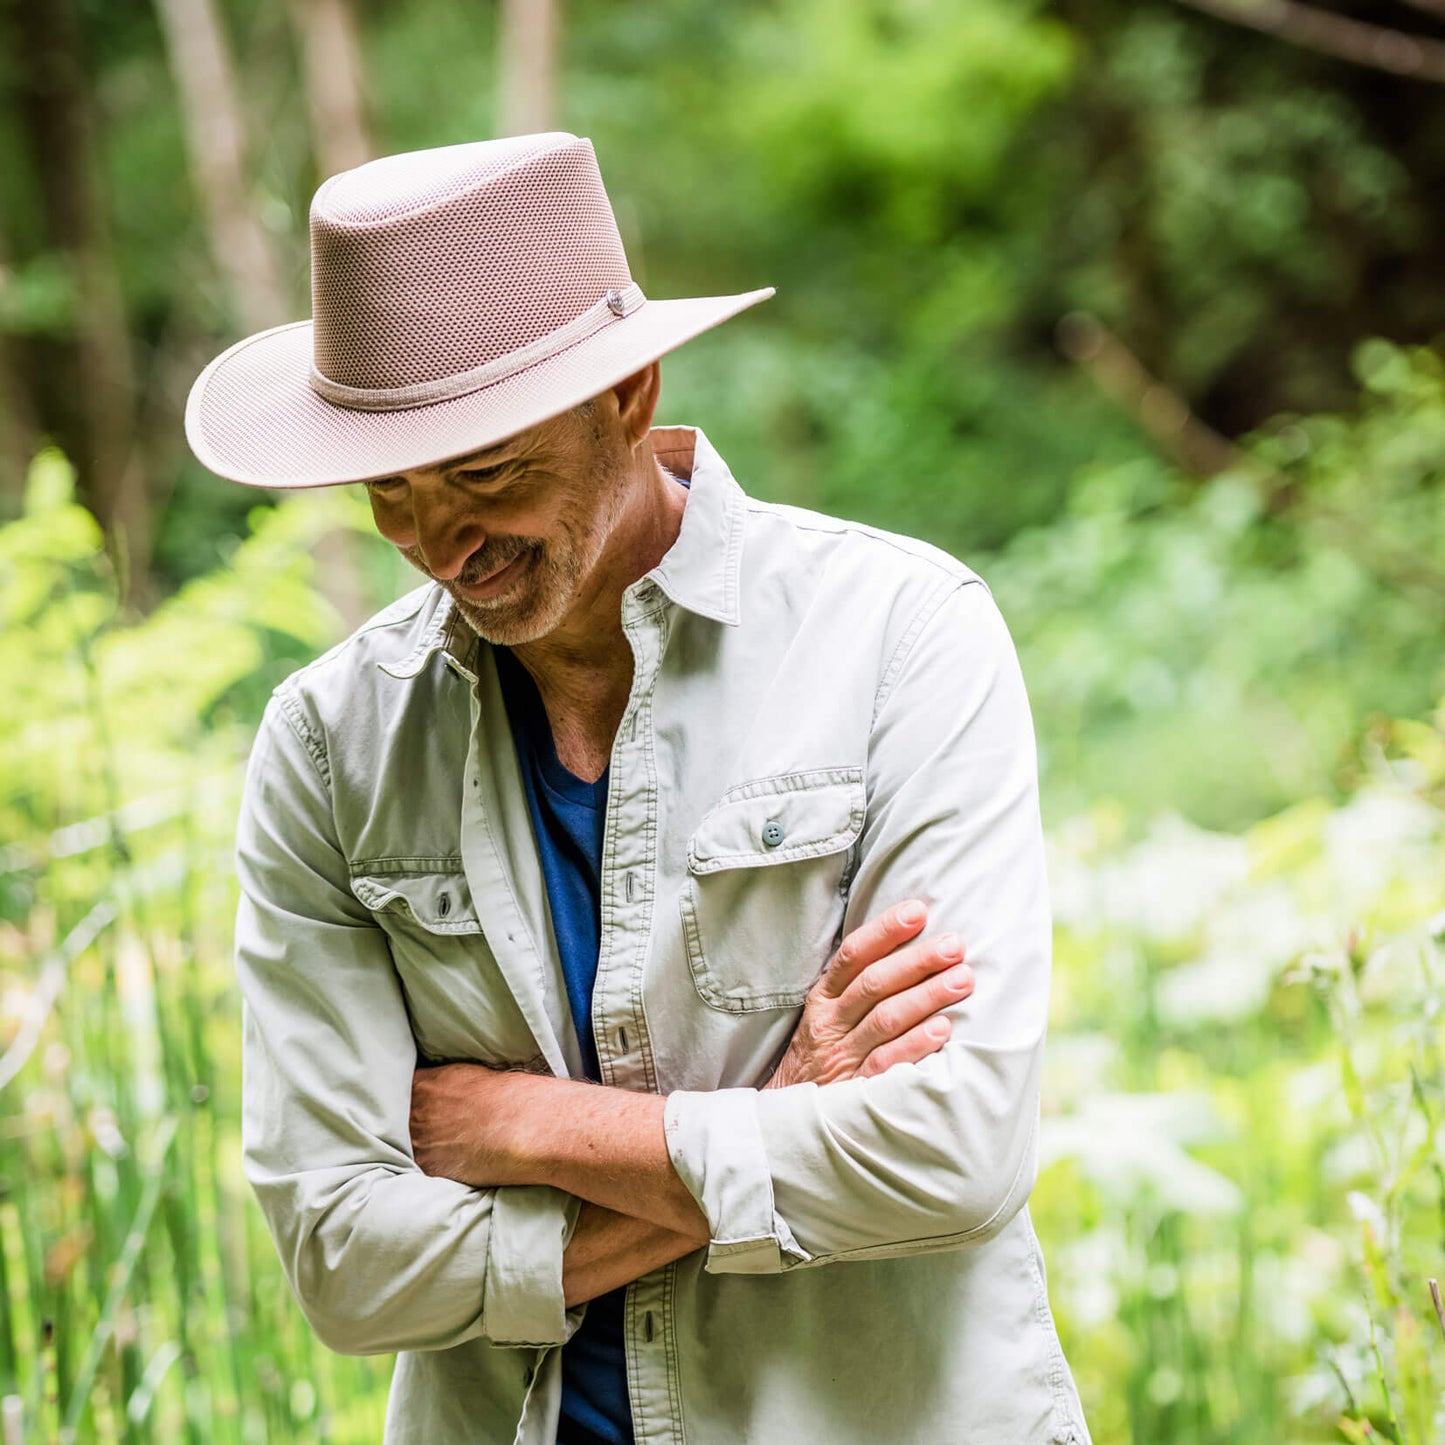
(618, 1026), (628, 1054)
(437, 893), (450, 918)
(625, 872), (636, 902)
(643, 1312), (654, 1342)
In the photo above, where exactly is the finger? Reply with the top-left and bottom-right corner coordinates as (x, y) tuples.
(851, 959), (974, 1054)
(858, 1015), (953, 1078)
(832, 930), (967, 1029)
(816, 900), (928, 999)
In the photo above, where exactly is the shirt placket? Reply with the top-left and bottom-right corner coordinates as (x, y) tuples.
(591, 576), (684, 1445)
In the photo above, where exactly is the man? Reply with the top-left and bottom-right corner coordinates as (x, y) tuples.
(186, 133), (1090, 1444)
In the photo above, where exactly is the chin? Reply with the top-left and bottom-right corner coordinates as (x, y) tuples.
(453, 589), (569, 647)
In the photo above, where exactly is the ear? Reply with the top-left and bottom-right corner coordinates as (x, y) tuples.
(610, 361), (662, 448)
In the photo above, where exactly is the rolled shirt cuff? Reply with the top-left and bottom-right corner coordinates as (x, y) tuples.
(483, 1184), (582, 1345)
(663, 1086), (810, 1274)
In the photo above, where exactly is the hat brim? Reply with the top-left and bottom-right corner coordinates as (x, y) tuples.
(185, 289), (773, 489)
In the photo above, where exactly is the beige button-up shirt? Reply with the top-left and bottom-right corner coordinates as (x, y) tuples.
(235, 425), (1091, 1444)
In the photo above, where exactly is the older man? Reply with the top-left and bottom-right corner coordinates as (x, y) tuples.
(186, 133), (1090, 1444)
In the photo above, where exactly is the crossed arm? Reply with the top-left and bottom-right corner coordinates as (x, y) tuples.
(240, 581), (1048, 1352)
(409, 901), (974, 1305)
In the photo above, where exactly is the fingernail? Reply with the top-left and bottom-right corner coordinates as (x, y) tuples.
(937, 932), (962, 960)
(926, 1017), (951, 1040)
(946, 964), (973, 991)
(897, 902), (925, 926)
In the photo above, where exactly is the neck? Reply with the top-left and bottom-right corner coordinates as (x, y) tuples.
(510, 443), (686, 699)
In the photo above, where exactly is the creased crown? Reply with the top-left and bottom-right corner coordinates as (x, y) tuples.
(309, 134), (633, 392)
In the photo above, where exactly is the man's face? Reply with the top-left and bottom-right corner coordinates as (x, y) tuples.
(363, 402), (630, 646)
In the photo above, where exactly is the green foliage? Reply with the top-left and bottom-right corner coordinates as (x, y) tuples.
(1029, 5), (1435, 424)
(1035, 697), (1445, 1443)
(989, 340), (1445, 829)
(3, 0), (1445, 1436)
(2, 397), (1442, 1437)
(0, 458), (385, 1441)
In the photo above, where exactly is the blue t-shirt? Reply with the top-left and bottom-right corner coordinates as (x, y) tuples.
(493, 645), (631, 1445)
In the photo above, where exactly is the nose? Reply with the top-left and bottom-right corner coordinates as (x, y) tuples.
(408, 489), (487, 581)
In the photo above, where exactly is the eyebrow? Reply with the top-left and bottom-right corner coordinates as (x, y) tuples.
(367, 447), (514, 488)
(445, 446), (513, 472)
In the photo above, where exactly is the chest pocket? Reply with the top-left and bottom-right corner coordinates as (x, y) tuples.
(680, 769), (865, 1012)
(348, 865), (537, 1067)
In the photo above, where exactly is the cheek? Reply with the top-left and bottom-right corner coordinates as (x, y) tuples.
(368, 496), (411, 546)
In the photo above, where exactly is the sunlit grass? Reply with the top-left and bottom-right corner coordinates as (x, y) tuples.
(2, 448), (1442, 1441)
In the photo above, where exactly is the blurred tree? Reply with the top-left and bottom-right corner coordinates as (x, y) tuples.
(286, 0), (375, 629)
(0, 225), (40, 511)
(2, 0), (1444, 601)
(151, 0), (287, 333)
(4, 0), (149, 604)
(497, 0), (561, 135)
(287, 0), (373, 176)
(1040, 0), (1445, 435)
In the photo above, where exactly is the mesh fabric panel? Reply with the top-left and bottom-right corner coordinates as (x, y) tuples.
(310, 136), (631, 390)
(316, 135), (565, 226)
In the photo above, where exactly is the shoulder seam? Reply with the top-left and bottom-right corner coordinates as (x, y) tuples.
(273, 685), (332, 790)
(742, 499), (971, 586)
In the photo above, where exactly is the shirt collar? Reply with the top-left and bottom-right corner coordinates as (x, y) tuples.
(647, 424), (744, 628)
(378, 422), (745, 682)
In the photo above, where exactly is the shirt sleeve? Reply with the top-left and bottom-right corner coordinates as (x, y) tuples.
(235, 692), (580, 1351)
(663, 579), (1049, 1273)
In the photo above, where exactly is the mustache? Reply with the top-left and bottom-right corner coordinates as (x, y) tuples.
(403, 539), (534, 585)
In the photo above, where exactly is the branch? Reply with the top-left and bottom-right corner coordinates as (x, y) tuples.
(1055, 311), (1445, 606)
(1055, 311), (1242, 478)
(1175, 0), (1445, 83)
(1399, 0), (1445, 21)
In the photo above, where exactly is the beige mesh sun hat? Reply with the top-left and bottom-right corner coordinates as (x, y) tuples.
(184, 133), (773, 489)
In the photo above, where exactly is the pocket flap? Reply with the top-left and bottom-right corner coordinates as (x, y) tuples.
(687, 769), (865, 875)
(349, 869), (482, 934)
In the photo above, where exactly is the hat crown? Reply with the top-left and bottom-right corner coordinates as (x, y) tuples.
(309, 133), (633, 391)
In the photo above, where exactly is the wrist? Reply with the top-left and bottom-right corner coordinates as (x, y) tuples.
(492, 1071), (578, 1187)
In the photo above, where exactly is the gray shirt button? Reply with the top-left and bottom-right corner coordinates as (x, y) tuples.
(762, 819), (785, 848)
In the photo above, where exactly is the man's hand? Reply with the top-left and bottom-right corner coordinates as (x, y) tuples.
(411, 899), (973, 1183)
(764, 900), (971, 1090)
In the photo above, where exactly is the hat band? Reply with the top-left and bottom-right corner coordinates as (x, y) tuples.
(309, 282), (647, 412)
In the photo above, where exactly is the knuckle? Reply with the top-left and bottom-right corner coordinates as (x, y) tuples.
(855, 965), (886, 1002)
(870, 1001), (900, 1038)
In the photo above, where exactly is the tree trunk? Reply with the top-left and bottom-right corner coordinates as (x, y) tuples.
(285, 0), (375, 632)
(5, 0), (151, 602)
(0, 225), (41, 514)
(151, 0), (289, 332)
(288, 0), (374, 178)
(496, 0), (560, 136)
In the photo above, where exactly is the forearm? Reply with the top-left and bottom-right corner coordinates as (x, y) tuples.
(502, 1075), (708, 1237)
(413, 1065), (712, 1237)
(563, 1202), (707, 1307)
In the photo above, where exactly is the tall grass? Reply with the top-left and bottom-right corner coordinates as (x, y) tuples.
(0, 454), (393, 1441)
(1, 448), (1442, 1441)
